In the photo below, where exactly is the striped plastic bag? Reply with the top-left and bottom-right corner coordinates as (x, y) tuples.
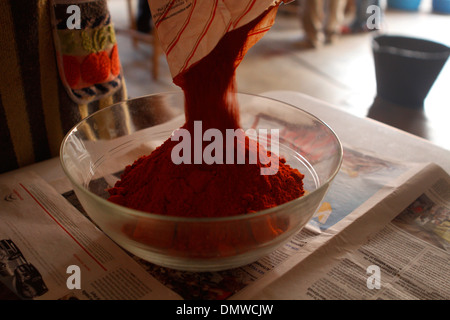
(148, 0), (289, 80)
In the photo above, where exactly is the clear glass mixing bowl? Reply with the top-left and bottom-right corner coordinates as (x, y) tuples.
(60, 92), (342, 271)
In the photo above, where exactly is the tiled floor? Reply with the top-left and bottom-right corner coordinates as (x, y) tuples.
(108, 0), (450, 151)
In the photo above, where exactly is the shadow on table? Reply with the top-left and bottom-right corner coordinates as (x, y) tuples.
(367, 96), (430, 140)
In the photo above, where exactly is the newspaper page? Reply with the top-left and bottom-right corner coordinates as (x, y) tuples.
(247, 163), (450, 300)
(0, 172), (181, 300)
(56, 145), (429, 300)
(0, 145), (445, 300)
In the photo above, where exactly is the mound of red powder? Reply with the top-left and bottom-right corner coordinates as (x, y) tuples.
(108, 136), (304, 218)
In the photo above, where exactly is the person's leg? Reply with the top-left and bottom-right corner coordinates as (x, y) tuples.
(301, 0), (325, 48)
(349, 0), (365, 32)
(137, 0), (152, 33)
(325, 0), (347, 42)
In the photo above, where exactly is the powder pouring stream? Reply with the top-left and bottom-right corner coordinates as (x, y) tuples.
(108, 3), (305, 217)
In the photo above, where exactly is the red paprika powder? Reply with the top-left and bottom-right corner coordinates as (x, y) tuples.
(107, 6), (305, 256)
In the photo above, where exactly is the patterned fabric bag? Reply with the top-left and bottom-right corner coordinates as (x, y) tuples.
(0, 0), (127, 173)
(51, 0), (123, 104)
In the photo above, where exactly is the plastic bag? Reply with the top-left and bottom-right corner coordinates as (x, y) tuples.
(148, 0), (287, 79)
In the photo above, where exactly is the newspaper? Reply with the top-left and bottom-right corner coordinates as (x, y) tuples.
(1, 145), (448, 300)
(0, 172), (181, 300)
(246, 162), (450, 300)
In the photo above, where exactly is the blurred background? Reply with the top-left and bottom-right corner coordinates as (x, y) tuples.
(108, 0), (450, 151)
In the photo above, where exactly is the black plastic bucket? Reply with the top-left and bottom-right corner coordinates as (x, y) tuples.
(372, 35), (450, 107)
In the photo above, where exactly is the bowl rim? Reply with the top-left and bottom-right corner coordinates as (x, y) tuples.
(60, 91), (343, 223)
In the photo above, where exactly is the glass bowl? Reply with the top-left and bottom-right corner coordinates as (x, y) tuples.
(60, 92), (343, 271)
